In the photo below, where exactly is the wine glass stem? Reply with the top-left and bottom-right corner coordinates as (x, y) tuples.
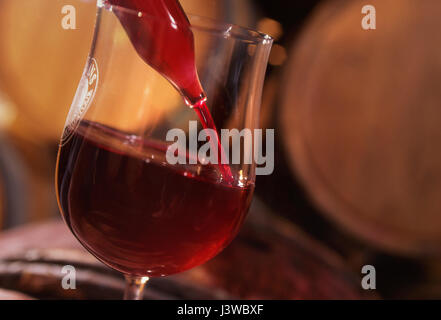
(124, 275), (149, 300)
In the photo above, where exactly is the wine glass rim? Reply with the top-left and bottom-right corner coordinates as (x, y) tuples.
(100, 1), (273, 44)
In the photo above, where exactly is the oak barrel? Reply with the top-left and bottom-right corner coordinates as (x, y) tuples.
(280, 0), (441, 255)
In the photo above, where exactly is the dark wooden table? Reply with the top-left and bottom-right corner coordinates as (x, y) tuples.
(0, 201), (370, 300)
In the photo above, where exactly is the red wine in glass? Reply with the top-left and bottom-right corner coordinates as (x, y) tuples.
(57, 120), (253, 276)
(106, 0), (233, 182)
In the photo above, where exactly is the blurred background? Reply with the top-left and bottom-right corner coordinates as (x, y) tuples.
(1, 0), (441, 299)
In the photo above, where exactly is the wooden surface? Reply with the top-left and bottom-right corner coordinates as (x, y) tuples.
(0, 288), (34, 300)
(281, 0), (441, 255)
(0, 201), (370, 299)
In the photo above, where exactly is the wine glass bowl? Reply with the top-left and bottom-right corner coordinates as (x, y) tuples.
(57, 119), (254, 277)
(56, 1), (272, 299)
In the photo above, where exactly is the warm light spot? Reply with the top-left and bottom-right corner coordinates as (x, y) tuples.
(269, 44), (287, 66)
(223, 26), (233, 39)
(0, 94), (17, 129)
(257, 18), (283, 41)
(238, 170), (245, 187)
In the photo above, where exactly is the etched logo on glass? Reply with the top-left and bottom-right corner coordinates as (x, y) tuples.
(61, 58), (99, 145)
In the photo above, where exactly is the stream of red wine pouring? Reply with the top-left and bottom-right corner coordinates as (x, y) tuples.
(107, 0), (234, 183)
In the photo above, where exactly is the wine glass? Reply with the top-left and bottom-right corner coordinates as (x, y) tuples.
(56, 0), (272, 300)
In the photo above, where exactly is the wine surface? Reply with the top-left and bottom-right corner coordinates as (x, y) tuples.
(56, 121), (253, 276)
